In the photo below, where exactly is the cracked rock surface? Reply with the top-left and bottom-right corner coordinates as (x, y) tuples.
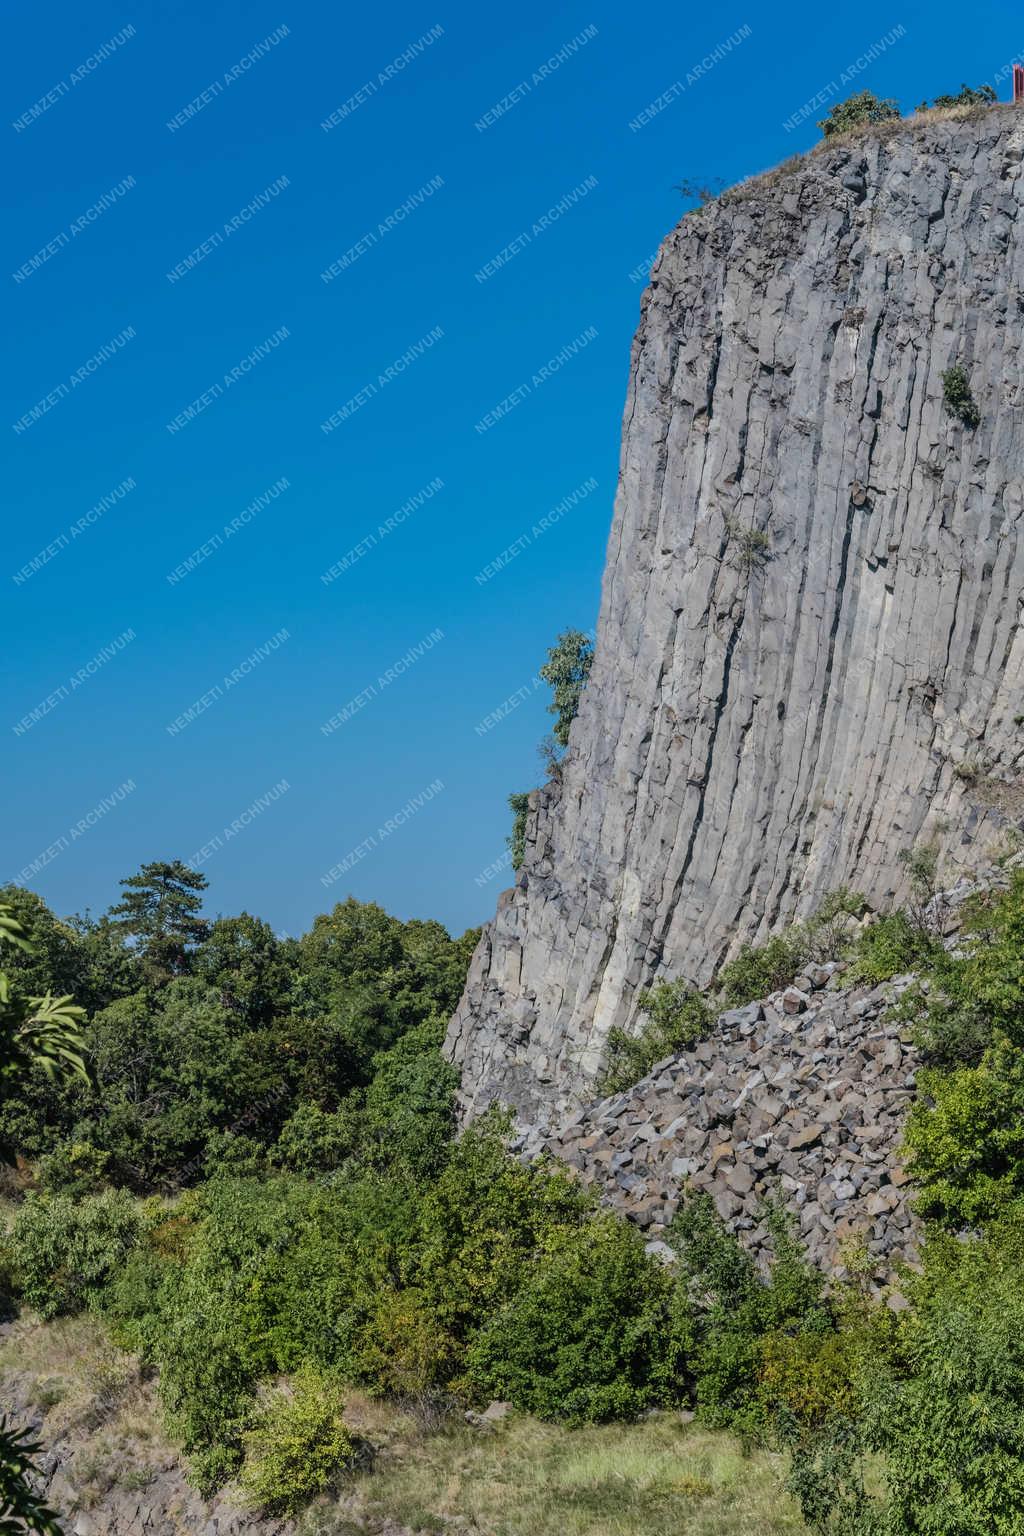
(447, 107), (1024, 1127)
(524, 964), (921, 1277)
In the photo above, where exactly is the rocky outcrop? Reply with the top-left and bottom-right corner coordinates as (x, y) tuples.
(0, 1362), (287, 1536)
(447, 105), (1024, 1128)
(524, 964), (920, 1277)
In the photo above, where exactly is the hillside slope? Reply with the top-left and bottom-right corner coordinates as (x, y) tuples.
(448, 105), (1024, 1127)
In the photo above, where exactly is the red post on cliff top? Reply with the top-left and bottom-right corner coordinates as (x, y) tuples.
(1014, 63), (1024, 103)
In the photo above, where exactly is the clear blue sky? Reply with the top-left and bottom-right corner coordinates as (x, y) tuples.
(3, 0), (1019, 938)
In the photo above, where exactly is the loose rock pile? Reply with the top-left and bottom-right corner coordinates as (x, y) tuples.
(524, 964), (921, 1275)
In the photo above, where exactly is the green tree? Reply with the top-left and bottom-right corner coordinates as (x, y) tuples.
(73, 981), (291, 1188)
(194, 914), (293, 1027)
(818, 90), (900, 138)
(108, 860), (210, 984)
(539, 629), (594, 748)
(294, 900), (471, 1080)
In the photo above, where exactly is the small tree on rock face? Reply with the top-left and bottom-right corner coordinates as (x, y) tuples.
(507, 792), (531, 871)
(941, 364), (980, 428)
(108, 860), (209, 985)
(539, 630), (594, 749)
(818, 90), (900, 138)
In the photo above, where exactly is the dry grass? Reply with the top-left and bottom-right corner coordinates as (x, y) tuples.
(0, 1313), (168, 1505)
(1, 1323), (808, 1533)
(298, 1403), (807, 1536)
(721, 100), (1017, 205)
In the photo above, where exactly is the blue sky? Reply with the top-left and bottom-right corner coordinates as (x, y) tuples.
(3, 0), (1020, 939)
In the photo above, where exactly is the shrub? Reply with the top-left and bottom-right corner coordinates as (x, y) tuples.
(843, 911), (935, 986)
(466, 1213), (691, 1421)
(724, 518), (772, 569)
(920, 82), (996, 110)
(274, 1101), (361, 1174)
(600, 982), (712, 1094)
(903, 1038), (1024, 1225)
(717, 930), (810, 1007)
(415, 1113), (595, 1345)
(669, 1196), (831, 1436)
(10, 1189), (146, 1317)
(941, 364), (980, 428)
(791, 1214), (1024, 1533)
(508, 792), (531, 870)
(349, 1288), (457, 1399)
(361, 1019), (459, 1177)
(912, 871), (1024, 1065)
(239, 1366), (359, 1516)
(818, 90), (900, 138)
(757, 1331), (857, 1429)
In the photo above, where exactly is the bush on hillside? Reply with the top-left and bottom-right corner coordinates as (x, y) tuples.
(669, 1196), (831, 1436)
(843, 911), (936, 986)
(467, 1213), (691, 1421)
(10, 1189), (146, 1318)
(239, 1366), (360, 1516)
(919, 82), (996, 110)
(787, 1214), (1024, 1533)
(818, 90), (900, 138)
(600, 981), (713, 1094)
(903, 1039), (1024, 1225)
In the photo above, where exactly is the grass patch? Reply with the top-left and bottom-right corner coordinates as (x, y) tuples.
(302, 1408), (805, 1536)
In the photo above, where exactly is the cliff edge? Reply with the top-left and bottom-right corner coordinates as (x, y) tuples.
(447, 106), (1024, 1127)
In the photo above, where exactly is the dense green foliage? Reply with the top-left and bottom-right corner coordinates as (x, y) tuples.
(10, 1188), (146, 1319)
(0, 878), (476, 1192)
(817, 90), (899, 138)
(8, 860), (1024, 1527)
(467, 1213), (689, 1420)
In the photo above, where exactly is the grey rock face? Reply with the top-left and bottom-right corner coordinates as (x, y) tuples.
(523, 965), (920, 1276)
(447, 107), (1024, 1127)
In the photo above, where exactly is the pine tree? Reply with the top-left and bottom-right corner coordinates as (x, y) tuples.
(108, 860), (209, 984)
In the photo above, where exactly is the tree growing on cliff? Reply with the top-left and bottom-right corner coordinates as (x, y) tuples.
(941, 364), (980, 428)
(508, 792), (531, 870)
(539, 630), (594, 748)
(818, 90), (899, 139)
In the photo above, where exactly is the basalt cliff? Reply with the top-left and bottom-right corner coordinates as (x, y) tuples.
(447, 106), (1024, 1131)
